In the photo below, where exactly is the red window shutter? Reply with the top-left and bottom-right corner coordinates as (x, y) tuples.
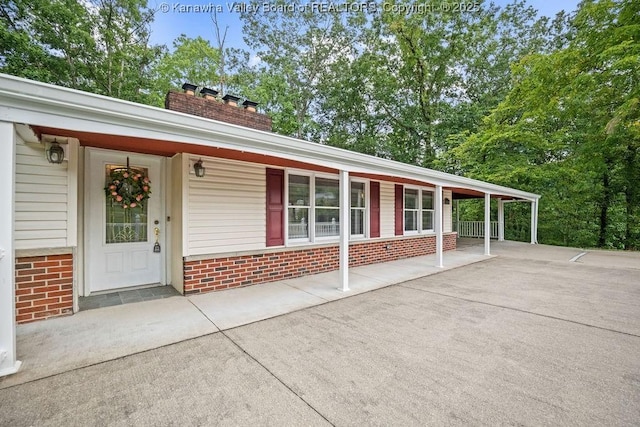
(394, 184), (403, 236)
(266, 168), (284, 246)
(370, 181), (380, 238)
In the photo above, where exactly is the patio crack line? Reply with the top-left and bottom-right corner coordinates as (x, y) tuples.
(187, 298), (222, 331)
(280, 282), (331, 302)
(399, 285), (640, 339)
(218, 330), (336, 426)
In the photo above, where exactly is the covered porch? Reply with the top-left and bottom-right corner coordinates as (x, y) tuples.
(0, 74), (540, 378)
(451, 191), (540, 247)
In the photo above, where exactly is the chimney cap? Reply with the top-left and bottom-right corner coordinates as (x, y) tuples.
(181, 83), (198, 92)
(200, 87), (219, 97)
(242, 99), (259, 108)
(222, 94), (241, 103)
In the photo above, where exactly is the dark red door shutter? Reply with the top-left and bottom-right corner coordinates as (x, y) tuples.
(266, 168), (284, 246)
(370, 181), (380, 238)
(394, 184), (403, 236)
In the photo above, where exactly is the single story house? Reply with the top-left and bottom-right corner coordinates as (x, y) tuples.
(0, 74), (540, 377)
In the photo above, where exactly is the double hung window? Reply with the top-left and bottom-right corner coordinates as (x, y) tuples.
(287, 173), (367, 242)
(315, 177), (340, 237)
(404, 187), (435, 233)
(288, 175), (310, 239)
(350, 181), (366, 236)
(288, 174), (340, 240)
(422, 190), (434, 231)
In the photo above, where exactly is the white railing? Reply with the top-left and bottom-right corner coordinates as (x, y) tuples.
(455, 221), (498, 238)
(289, 221), (339, 239)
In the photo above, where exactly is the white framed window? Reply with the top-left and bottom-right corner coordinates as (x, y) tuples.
(288, 174), (311, 240)
(315, 176), (340, 238)
(286, 171), (370, 243)
(403, 186), (436, 234)
(350, 181), (366, 237)
(422, 190), (434, 231)
(286, 171), (341, 243)
(404, 188), (419, 233)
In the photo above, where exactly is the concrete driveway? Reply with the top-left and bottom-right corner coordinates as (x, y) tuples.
(1, 242), (639, 425)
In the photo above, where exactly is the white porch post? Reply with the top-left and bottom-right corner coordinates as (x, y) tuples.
(339, 170), (349, 292)
(484, 192), (491, 256)
(435, 185), (443, 268)
(497, 198), (504, 242)
(534, 199), (539, 244)
(531, 199), (539, 244)
(0, 121), (21, 377)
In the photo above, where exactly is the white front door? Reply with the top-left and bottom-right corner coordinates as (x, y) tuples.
(86, 148), (164, 293)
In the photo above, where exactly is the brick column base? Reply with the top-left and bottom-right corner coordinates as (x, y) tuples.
(15, 253), (73, 324)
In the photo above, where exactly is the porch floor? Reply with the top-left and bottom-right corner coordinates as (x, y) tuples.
(2, 241), (490, 388)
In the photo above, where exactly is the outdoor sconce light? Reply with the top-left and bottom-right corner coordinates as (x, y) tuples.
(444, 198), (451, 205)
(46, 140), (65, 164)
(193, 159), (206, 177)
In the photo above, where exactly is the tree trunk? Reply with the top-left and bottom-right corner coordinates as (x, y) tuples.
(597, 170), (611, 248)
(623, 145), (638, 250)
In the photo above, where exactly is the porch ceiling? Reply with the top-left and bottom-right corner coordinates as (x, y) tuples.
(451, 188), (518, 200)
(32, 125), (525, 201)
(31, 125), (339, 174)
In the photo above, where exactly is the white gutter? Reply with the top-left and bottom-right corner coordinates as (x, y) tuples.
(0, 73), (540, 201)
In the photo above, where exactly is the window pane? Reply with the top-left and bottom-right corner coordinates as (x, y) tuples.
(404, 189), (418, 209)
(106, 201), (148, 244)
(404, 210), (418, 231)
(422, 191), (434, 210)
(315, 178), (339, 207)
(422, 210), (434, 230)
(105, 165), (148, 244)
(288, 207), (309, 239)
(351, 208), (365, 235)
(351, 182), (365, 208)
(316, 208), (339, 237)
(288, 175), (310, 206)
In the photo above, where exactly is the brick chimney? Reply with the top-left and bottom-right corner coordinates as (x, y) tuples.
(165, 83), (272, 132)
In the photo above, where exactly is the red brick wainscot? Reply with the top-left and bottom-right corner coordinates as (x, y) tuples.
(183, 233), (457, 295)
(15, 253), (73, 323)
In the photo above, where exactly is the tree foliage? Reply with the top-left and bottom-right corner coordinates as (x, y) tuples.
(445, 0), (639, 249)
(1, 0), (637, 249)
(1, 0), (161, 102)
(147, 35), (221, 107)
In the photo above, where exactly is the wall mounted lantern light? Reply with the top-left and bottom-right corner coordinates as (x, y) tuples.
(444, 198), (451, 205)
(46, 140), (65, 164)
(194, 159), (206, 177)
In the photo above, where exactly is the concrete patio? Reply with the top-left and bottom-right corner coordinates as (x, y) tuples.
(1, 239), (638, 425)
(1, 241), (490, 388)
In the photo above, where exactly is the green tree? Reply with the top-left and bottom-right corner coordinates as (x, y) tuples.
(447, 0), (639, 249)
(87, 0), (161, 103)
(1, 0), (95, 87)
(238, 0), (363, 138)
(148, 35), (221, 107)
(1, 0), (161, 103)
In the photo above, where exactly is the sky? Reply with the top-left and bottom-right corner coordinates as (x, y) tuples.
(149, 0), (581, 52)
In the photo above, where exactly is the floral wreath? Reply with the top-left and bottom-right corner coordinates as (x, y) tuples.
(104, 168), (152, 209)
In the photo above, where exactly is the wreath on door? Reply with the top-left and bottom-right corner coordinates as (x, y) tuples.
(104, 168), (152, 209)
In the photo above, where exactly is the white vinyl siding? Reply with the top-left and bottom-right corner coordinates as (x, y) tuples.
(379, 181), (395, 238)
(14, 133), (70, 249)
(444, 190), (453, 233)
(187, 157), (266, 255)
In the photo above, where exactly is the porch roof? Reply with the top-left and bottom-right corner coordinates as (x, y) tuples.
(0, 73), (540, 201)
